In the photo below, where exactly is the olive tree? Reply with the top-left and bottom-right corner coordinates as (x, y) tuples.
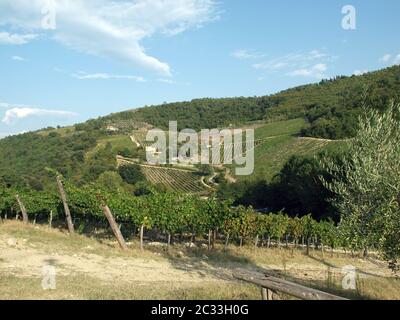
(321, 103), (400, 271)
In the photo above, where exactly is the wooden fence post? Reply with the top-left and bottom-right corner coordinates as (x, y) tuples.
(140, 224), (145, 251)
(15, 195), (29, 224)
(224, 233), (230, 251)
(261, 288), (275, 300)
(49, 210), (53, 228)
(212, 229), (217, 249)
(56, 176), (74, 234)
(254, 235), (259, 250)
(102, 205), (128, 251)
(208, 229), (212, 251)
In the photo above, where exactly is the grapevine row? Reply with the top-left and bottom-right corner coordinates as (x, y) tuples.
(0, 181), (355, 252)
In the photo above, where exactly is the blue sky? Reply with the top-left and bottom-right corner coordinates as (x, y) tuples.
(0, 0), (399, 137)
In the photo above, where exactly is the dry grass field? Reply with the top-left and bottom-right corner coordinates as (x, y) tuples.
(0, 221), (399, 300)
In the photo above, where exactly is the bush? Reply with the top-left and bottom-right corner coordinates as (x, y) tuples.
(118, 164), (146, 185)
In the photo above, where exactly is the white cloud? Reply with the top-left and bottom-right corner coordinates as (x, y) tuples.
(379, 53), (400, 65)
(0, 0), (218, 76)
(380, 54), (392, 63)
(72, 72), (146, 82)
(0, 131), (29, 139)
(157, 78), (177, 84)
(231, 49), (265, 60)
(0, 31), (37, 44)
(353, 70), (368, 76)
(12, 55), (26, 61)
(394, 54), (400, 65)
(0, 102), (32, 108)
(288, 63), (327, 79)
(156, 78), (191, 85)
(252, 50), (334, 73)
(2, 105), (77, 124)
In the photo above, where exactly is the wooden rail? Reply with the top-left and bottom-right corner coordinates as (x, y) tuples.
(233, 269), (348, 300)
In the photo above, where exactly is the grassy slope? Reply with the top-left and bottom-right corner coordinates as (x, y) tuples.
(236, 119), (344, 181)
(1, 221), (398, 300)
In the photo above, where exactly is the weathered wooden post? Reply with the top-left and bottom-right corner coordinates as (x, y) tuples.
(212, 229), (217, 249)
(208, 229), (212, 251)
(56, 176), (74, 234)
(224, 233), (230, 251)
(261, 288), (275, 300)
(49, 210), (53, 228)
(140, 224), (144, 251)
(15, 195), (29, 224)
(254, 235), (259, 250)
(103, 205), (128, 251)
(167, 233), (171, 249)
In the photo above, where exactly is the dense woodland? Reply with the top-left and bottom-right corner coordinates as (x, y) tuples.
(109, 65), (400, 138)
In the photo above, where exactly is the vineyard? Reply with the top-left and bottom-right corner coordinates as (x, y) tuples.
(0, 178), (369, 257)
(209, 139), (264, 164)
(139, 164), (206, 193)
(240, 129), (341, 181)
(117, 156), (207, 193)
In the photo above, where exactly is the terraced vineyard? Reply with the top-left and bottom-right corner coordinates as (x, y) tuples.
(208, 139), (264, 164)
(117, 119), (343, 189)
(117, 156), (207, 193)
(232, 119), (345, 181)
(141, 164), (206, 193)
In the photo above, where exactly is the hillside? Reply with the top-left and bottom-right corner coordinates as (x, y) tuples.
(103, 65), (400, 136)
(235, 118), (346, 182)
(0, 65), (399, 190)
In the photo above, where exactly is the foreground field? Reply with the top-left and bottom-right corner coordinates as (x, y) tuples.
(0, 221), (399, 300)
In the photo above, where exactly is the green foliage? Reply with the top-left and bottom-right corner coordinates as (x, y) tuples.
(321, 103), (400, 271)
(269, 212), (289, 242)
(0, 179), (351, 256)
(118, 164), (146, 185)
(302, 104), (360, 139)
(96, 171), (133, 192)
(108, 66), (400, 136)
(0, 130), (99, 188)
(269, 154), (337, 220)
(218, 153), (340, 221)
(301, 214), (318, 240)
(196, 164), (214, 177)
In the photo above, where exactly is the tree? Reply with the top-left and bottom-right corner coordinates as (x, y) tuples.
(118, 164), (146, 185)
(321, 103), (400, 271)
(271, 155), (336, 220)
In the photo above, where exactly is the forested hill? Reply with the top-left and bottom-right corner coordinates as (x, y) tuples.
(0, 65), (399, 190)
(104, 65), (400, 138)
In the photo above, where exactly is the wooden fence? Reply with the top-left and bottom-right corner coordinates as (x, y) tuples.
(233, 269), (348, 300)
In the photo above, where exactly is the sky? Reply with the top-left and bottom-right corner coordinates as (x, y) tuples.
(0, 0), (399, 137)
